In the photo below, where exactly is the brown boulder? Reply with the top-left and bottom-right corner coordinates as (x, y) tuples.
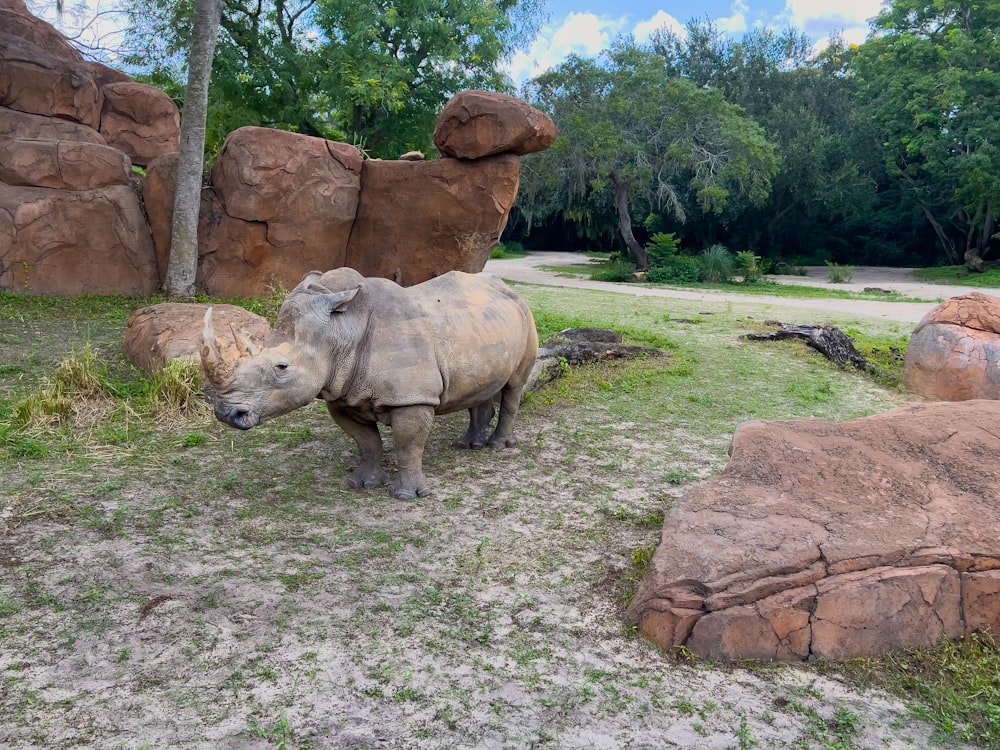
(196, 188), (277, 298)
(903, 292), (1000, 400)
(142, 152), (179, 281)
(124, 303), (271, 377)
(434, 91), (558, 159)
(99, 81), (180, 167)
(0, 2), (83, 61)
(207, 126), (362, 292)
(0, 32), (102, 129)
(0, 105), (106, 143)
(625, 400), (1000, 661)
(346, 154), (520, 286)
(0, 183), (158, 295)
(0, 138), (131, 190)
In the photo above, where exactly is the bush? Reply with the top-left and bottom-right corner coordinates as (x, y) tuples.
(491, 241), (526, 259)
(700, 244), (735, 283)
(735, 251), (765, 284)
(645, 232), (681, 268)
(826, 261), (854, 283)
(591, 259), (637, 282)
(645, 256), (704, 284)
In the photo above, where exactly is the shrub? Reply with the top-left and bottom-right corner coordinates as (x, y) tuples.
(735, 251), (765, 284)
(644, 232), (681, 268)
(826, 261), (854, 283)
(591, 259), (638, 282)
(700, 244), (734, 283)
(645, 256), (704, 284)
(491, 241), (526, 259)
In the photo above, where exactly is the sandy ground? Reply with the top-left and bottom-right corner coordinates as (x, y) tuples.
(485, 252), (998, 324)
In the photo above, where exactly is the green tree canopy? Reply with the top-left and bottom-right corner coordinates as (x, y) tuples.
(120, 0), (542, 157)
(521, 42), (778, 269)
(851, 0), (1000, 268)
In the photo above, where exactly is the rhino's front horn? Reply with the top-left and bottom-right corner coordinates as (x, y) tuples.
(201, 307), (231, 389)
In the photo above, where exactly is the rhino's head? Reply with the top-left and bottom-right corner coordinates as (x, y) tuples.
(201, 281), (361, 430)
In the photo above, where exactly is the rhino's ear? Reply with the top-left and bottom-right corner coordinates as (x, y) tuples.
(318, 285), (362, 316)
(291, 271), (326, 295)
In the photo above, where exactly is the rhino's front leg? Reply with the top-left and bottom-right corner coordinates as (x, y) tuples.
(458, 397), (497, 450)
(326, 403), (390, 490)
(387, 405), (434, 501)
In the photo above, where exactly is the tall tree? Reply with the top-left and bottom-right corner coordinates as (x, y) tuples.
(163, 0), (223, 297)
(523, 44), (777, 268)
(851, 0), (1000, 268)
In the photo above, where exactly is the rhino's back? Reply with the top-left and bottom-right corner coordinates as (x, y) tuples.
(360, 271), (537, 413)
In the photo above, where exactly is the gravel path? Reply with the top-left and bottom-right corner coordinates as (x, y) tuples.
(485, 252), (998, 324)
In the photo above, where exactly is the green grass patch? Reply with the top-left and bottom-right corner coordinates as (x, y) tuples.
(915, 265), (1000, 287)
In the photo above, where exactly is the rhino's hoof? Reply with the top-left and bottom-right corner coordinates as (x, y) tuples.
(392, 484), (430, 501)
(488, 436), (517, 449)
(348, 471), (389, 491)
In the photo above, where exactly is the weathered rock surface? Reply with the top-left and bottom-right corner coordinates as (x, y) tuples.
(346, 154), (521, 286)
(1, 4), (555, 297)
(124, 303), (272, 377)
(903, 292), (1000, 400)
(625, 400), (1000, 661)
(99, 81), (180, 167)
(434, 90), (558, 159)
(0, 183), (158, 295)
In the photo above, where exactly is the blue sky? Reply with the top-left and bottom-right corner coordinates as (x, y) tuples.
(507, 0), (886, 83)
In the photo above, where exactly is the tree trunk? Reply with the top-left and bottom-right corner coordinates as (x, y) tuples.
(164, 0), (223, 298)
(611, 172), (650, 270)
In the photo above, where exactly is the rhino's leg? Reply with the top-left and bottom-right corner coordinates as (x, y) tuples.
(326, 403), (390, 490)
(488, 383), (526, 449)
(387, 405), (434, 501)
(458, 397), (497, 450)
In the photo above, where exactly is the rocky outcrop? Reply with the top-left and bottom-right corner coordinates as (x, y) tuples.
(124, 303), (272, 376)
(434, 90), (559, 159)
(625, 400), (1000, 661)
(903, 292), (1000, 400)
(345, 155), (521, 286)
(0, 5), (556, 297)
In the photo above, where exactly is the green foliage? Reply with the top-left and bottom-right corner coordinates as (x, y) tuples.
(699, 244), (735, 283)
(591, 259), (637, 282)
(644, 232), (682, 268)
(491, 241), (527, 259)
(735, 251), (765, 283)
(825, 261), (854, 284)
(645, 256), (703, 284)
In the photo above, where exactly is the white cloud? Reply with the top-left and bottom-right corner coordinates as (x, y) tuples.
(633, 11), (684, 43)
(783, 0), (883, 42)
(717, 0), (749, 33)
(505, 12), (628, 84)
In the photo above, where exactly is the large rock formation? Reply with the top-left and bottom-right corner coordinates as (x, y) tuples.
(0, 3), (557, 297)
(903, 292), (1000, 400)
(0, 0), (171, 295)
(625, 400), (1000, 661)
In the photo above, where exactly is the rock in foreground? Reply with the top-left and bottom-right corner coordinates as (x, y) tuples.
(625, 400), (1000, 661)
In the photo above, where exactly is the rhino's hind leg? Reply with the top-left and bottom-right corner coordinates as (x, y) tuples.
(326, 403), (390, 490)
(488, 383), (526, 449)
(458, 397), (498, 450)
(387, 405), (434, 501)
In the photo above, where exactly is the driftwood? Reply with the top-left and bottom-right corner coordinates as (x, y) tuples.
(745, 323), (873, 372)
(529, 328), (666, 389)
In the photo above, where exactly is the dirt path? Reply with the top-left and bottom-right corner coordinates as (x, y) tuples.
(486, 252), (996, 324)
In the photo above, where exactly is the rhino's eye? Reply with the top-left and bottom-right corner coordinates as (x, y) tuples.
(275, 362), (289, 372)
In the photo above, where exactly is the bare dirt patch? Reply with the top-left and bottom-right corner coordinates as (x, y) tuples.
(0, 287), (972, 749)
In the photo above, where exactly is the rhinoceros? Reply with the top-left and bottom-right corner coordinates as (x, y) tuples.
(201, 267), (539, 500)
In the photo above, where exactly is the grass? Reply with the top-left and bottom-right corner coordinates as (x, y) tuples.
(538, 264), (931, 303)
(0, 283), (987, 748)
(916, 265), (1000, 288)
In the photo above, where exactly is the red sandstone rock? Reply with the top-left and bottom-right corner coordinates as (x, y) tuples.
(903, 292), (1000, 400)
(0, 2), (83, 61)
(0, 105), (106, 143)
(0, 138), (131, 190)
(124, 303), (271, 377)
(142, 152), (179, 281)
(99, 81), (180, 167)
(206, 126), (362, 291)
(434, 91), (558, 159)
(0, 183), (158, 295)
(0, 32), (102, 129)
(625, 400), (1000, 661)
(346, 154), (521, 286)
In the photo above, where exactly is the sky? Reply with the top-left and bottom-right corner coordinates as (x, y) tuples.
(506, 0), (887, 83)
(30, 0), (887, 85)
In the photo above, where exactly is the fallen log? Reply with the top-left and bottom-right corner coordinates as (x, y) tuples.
(745, 323), (873, 372)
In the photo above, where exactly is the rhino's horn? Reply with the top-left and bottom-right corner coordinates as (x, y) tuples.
(230, 324), (260, 359)
(201, 307), (231, 388)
